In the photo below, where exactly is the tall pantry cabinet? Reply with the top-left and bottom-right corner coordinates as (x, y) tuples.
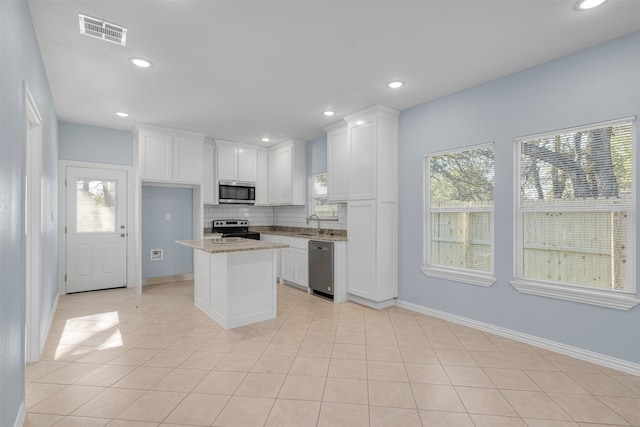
(341, 105), (399, 308)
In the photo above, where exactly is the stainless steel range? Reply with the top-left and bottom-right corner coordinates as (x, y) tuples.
(212, 219), (260, 240)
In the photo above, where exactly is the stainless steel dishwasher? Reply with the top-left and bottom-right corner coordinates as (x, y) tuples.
(308, 240), (334, 298)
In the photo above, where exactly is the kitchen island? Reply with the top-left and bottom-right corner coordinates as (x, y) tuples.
(176, 237), (288, 329)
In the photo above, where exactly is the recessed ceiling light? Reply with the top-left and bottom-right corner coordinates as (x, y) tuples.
(387, 81), (404, 89)
(115, 111), (129, 117)
(261, 137), (270, 142)
(323, 110), (335, 117)
(129, 57), (152, 68)
(575, 0), (607, 10)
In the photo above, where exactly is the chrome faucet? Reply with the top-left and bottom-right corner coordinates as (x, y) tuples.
(306, 214), (321, 234)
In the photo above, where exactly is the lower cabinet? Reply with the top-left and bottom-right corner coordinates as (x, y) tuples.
(347, 199), (397, 308)
(261, 234), (281, 279)
(261, 233), (347, 301)
(279, 236), (308, 289)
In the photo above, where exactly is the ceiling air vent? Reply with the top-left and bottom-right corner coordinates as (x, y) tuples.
(78, 13), (127, 46)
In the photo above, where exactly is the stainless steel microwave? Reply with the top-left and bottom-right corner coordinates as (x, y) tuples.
(218, 181), (256, 204)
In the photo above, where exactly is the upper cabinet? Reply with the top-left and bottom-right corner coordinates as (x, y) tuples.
(268, 139), (307, 206)
(348, 116), (377, 200)
(202, 139), (216, 204)
(347, 106), (398, 201)
(134, 124), (206, 184)
(325, 122), (349, 202)
(215, 140), (257, 183)
(256, 150), (269, 206)
(238, 147), (258, 183)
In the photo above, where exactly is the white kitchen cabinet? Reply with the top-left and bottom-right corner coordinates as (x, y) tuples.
(256, 150), (269, 205)
(238, 147), (258, 182)
(215, 140), (257, 183)
(261, 233), (281, 279)
(135, 124), (206, 184)
(325, 122), (349, 202)
(268, 139), (306, 205)
(216, 142), (237, 182)
(333, 241), (348, 303)
(202, 139), (215, 204)
(349, 117), (377, 200)
(279, 235), (308, 289)
(174, 136), (205, 183)
(293, 249), (308, 286)
(138, 131), (172, 181)
(344, 105), (399, 308)
(263, 232), (346, 302)
(281, 246), (295, 283)
(347, 199), (396, 305)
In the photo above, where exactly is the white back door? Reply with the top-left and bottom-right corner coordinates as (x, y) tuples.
(66, 166), (127, 293)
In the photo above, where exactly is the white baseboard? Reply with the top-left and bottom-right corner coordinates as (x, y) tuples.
(40, 293), (59, 356)
(348, 294), (396, 309)
(13, 402), (25, 427)
(142, 273), (194, 286)
(395, 299), (640, 377)
(281, 280), (308, 293)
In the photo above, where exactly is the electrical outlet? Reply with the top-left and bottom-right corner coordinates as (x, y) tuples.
(150, 249), (163, 260)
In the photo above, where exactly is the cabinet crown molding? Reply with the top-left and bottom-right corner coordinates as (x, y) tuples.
(323, 121), (347, 133)
(268, 139), (307, 151)
(214, 139), (266, 152)
(132, 123), (207, 140)
(343, 104), (399, 123)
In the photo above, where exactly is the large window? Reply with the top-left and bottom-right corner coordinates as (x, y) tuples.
(308, 173), (338, 219)
(423, 143), (495, 286)
(513, 117), (638, 309)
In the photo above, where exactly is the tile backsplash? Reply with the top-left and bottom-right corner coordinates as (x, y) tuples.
(203, 203), (347, 230)
(204, 205), (274, 227)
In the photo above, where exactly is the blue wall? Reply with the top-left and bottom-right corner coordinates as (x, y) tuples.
(398, 32), (640, 364)
(0, 0), (59, 424)
(59, 121), (133, 166)
(307, 135), (327, 175)
(141, 186), (194, 279)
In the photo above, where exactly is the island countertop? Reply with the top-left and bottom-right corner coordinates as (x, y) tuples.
(176, 237), (288, 254)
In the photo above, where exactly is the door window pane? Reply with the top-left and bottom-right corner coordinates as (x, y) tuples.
(76, 179), (117, 232)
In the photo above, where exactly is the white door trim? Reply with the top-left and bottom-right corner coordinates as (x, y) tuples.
(58, 160), (139, 295)
(24, 81), (43, 363)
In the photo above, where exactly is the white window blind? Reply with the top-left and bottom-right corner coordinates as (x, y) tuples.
(423, 143), (495, 285)
(515, 117), (636, 298)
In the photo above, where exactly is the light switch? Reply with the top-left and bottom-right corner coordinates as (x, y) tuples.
(165, 213), (171, 221)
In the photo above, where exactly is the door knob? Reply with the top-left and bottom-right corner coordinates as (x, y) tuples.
(120, 233), (126, 237)
(120, 225), (125, 229)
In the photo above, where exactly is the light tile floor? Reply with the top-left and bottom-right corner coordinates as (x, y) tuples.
(25, 281), (640, 427)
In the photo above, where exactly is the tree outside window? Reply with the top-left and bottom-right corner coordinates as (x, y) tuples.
(308, 173), (338, 219)
(423, 143), (495, 286)
(515, 118), (635, 295)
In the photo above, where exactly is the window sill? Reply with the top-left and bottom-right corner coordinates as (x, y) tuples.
(511, 279), (640, 310)
(421, 266), (496, 287)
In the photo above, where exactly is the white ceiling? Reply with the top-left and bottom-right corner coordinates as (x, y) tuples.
(28, 0), (640, 146)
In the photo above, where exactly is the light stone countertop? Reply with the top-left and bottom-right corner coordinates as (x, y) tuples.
(176, 238), (288, 254)
(201, 226), (348, 242)
(252, 226), (348, 242)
